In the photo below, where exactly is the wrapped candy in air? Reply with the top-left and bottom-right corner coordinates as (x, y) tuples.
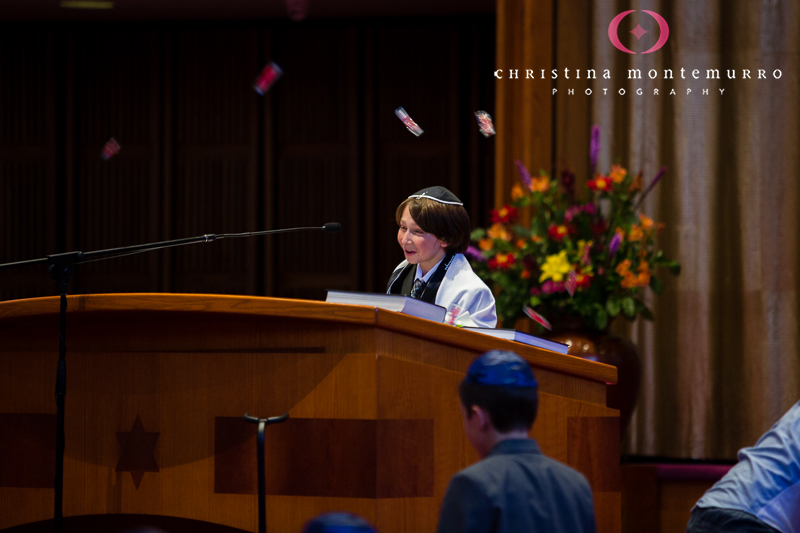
(474, 111), (496, 137)
(395, 107), (424, 136)
(254, 61), (283, 95)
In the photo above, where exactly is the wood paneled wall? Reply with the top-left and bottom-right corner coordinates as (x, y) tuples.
(0, 18), (495, 302)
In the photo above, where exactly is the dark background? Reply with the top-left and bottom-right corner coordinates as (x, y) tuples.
(0, 17), (496, 302)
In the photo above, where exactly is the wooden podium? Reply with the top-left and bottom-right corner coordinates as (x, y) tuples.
(0, 294), (620, 533)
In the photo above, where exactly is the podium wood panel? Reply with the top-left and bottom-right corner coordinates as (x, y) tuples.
(0, 294), (619, 533)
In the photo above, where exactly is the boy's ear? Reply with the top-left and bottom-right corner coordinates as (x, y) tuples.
(473, 405), (490, 429)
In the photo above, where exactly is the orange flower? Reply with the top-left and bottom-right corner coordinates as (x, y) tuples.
(629, 171), (643, 193)
(530, 175), (550, 192)
(548, 224), (571, 241)
(588, 175), (611, 191)
(489, 253), (516, 270)
(628, 225), (644, 241)
(487, 223), (511, 241)
(639, 214), (654, 230)
(609, 164), (627, 183)
(532, 235), (543, 243)
(615, 227), (626, 239)
(479, 238), (494, 251)
(521, 270), (531, 279)
(621, 262), (651, 288)
(616, 259), (632, 276)
(577, 272), (593, 291)
(511, 183), (525, 201)
(516, 239), (527, 249)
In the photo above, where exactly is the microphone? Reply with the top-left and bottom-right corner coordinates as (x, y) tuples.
(0, 223), (342, 270)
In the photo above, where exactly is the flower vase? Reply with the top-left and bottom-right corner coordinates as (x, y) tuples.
(545, 322), (641, 439)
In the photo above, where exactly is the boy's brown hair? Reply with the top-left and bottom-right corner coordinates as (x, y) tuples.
(395, 197), (471, 254)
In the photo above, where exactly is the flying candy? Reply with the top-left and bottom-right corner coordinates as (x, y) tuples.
(566, 270), (578, 298)
(254, 61), (283, 95)
(395, 107), (424, 136)
(523, 305), (552, 330)
(474, 111), (496, 137)
(101, 137), (121, 160)
(445, 304), (463, 326)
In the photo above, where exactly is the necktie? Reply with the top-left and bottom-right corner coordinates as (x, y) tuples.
(410, 278), (426, 299)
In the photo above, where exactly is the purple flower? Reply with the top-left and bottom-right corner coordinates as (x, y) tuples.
(515, 159), (532, 189)
(542, 280), (558, 294)
(561, 170), (575, 199)
(581, 243), (592, 266)
(635, 166), (667, 209)
(589, 125), (601, 174)
(609, 233), (622, 256)
(541, 280), (566, 294)
(564, 206), (580, 222)
(465, 245), (485, 262)
(583, 203), (597, 216)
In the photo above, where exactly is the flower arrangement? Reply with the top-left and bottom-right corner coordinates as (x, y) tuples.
(467, 126), (680, 330)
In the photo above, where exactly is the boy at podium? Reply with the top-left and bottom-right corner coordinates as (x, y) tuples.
(437, 350), (596, 533)
(387, 186), (497, 328)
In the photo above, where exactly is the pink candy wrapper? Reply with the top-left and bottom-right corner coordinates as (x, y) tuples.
(474, 111), (496, 137)
(254, 61), (283, 95)
(101, 137), (121, 160)
(523, 305), (552, 330)
(566, 270), (578, 298)
(395, 107), (424, 136)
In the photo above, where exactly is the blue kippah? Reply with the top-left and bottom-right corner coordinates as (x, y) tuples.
(302, 513), (377, 533)
(465, 350), (538, 388)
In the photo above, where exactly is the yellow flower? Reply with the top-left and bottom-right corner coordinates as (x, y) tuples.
(487, 223), (511, 241)
(479, 238), (494, 251)
(609, 164), (627, 183)
(539, 250), (571, 283)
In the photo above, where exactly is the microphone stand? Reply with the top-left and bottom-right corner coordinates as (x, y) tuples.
(243, 412), (289, 533)
(0, 223), (340, 533)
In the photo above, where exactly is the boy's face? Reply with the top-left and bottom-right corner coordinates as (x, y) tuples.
(397, 206), (448, 275)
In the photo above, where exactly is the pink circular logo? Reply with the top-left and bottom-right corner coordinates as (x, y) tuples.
(608, 10), (670, 54)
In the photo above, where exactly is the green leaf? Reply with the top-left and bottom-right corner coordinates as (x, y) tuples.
(606, 298), (621, 317)
(512, 225), (530, 237)
(640, 305), (655, 321)
(668, 261), (681, 276)
(471, 228), (486, 240)
(530, 296), (542, 308)
(595, 309), (608, 330)
(622, 296), (636, 317)
(650, 276), (663, 295)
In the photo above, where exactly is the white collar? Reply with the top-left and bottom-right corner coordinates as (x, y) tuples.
(415, 257), (445, 283)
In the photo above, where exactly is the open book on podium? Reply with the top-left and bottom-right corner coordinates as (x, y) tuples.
(325, 290), (446, 323)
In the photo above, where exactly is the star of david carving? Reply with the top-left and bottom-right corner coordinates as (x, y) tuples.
(116, 415), (159, 489)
